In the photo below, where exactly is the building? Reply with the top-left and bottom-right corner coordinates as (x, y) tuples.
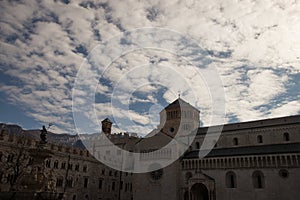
(0, 98), (300, 200)
(134, 98), (300, 200)
(0, 121), (135, 200)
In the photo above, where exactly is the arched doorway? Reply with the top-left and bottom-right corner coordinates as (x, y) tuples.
(190, 183), (209, 200)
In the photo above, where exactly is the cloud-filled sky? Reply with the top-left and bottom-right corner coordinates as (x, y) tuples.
(0, 0), (299, 135)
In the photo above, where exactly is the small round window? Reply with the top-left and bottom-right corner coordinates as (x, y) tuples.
(279, 169), (289, 179)
(169, 127), (175, 133)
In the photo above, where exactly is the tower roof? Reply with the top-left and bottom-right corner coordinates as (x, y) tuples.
(163, 98), (199, 112)
(101, 118), (112, 123)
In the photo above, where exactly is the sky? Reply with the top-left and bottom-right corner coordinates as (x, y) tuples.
(0, 0), (300, 135)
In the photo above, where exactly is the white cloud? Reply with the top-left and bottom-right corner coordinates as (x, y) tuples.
(0, 0), (299, 135)
(270, 100), (300, 116)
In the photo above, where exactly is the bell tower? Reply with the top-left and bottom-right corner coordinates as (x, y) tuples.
(159, 98), (200, 136)
(101, 118), (112, 135)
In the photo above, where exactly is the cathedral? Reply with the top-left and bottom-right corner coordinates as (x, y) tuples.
(0, 98), (299, 200)
(133, 98), (300, 200)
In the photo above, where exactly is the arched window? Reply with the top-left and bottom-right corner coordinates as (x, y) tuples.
(99, 179), (103, 190)
(61, 162), (66, 169)
(56, 176), (64, 187)
(54, 160), (59, 169)
(66, 177), (73, 188)
(7, 174), (16, 184)
(83, 177), (89, 188)
(252, 171), (265, 189)
(283, 132), (290, 141)
(183, 124), (190, 130)
(7, 154), (14, 163)
(45, 160), (51, 168)
(75, 164), (79, 171)
(75, 164), (79, 172)
(28, 157), (34, 165)
(196, 142), (200, 149)
(226, 171), (237, 188)
(233, 138), (238, 146)
(68, 163), (73, 170)
(257, 135), (263, 143)
(112, 181), (116, 191)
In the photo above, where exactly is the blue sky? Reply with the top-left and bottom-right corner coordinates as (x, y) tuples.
(0, 0), (300, 135)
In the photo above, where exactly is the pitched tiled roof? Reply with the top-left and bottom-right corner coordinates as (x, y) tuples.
(197, 115), (300, 135)
(183, 143), (300, 159)
(163, 98), (199, 111)
(102, 118), (112, 123)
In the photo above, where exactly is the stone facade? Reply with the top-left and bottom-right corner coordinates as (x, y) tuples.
(0, 125), (135, 200)
(0, 98), (300, 200)
(134, 98), (300, 200)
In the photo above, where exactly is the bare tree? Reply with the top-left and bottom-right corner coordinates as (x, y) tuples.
(1, 134), (32, 192)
